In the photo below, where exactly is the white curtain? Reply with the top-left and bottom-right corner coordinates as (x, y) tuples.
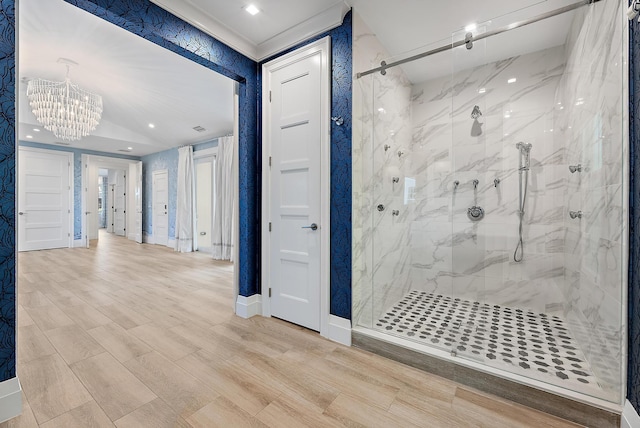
(175, 146), (195, 253)
(213, 136), (235, 261)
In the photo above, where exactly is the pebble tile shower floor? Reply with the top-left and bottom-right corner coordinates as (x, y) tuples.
(375, 290), (604, 394)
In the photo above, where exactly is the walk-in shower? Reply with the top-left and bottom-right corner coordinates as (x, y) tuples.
(352, 0), (626, 420)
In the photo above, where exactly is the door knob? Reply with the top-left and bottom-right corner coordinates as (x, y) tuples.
(302, 223), (318, 231)
(18, 212), (24, 215)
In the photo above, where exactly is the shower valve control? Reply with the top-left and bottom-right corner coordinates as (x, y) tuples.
(392, 210), (400, 216)
(569, 164), (582, 173)
(569, 210), (583, 219)
(392, 177), (400, 183)
(377, 204), (385, 212)
(467, 206), (485, 222)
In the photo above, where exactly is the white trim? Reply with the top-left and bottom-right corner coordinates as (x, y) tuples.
(192, 146), (218, 160)
(235, 294), (262, 319)
(354, 326), (623, 413)
(261, 37), (331, 337)
(256, 3), (349, 61)
(623, 400), (640, 428)
(73, 239), (85, 248)
(18, 146), (74, 250)
(151, 169), (169, 246)
(0, 377), (22, 423)
(149, 0), (349, 62)
(167, 238), (176, 249)
(149, 0), (258, 60)
(142, 232), (154, 244)
(328, 315), (352, 346)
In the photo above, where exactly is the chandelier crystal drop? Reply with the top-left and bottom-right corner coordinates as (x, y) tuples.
(27, 67), (103, 141)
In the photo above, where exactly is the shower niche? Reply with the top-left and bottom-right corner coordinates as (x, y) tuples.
(352, 0), (626, 417)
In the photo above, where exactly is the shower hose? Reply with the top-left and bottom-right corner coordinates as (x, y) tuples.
(513, 167), (529, 262)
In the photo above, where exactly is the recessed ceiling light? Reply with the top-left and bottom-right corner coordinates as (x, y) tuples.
(148, 123), (155, 128)
(26, 135), (33, 139)
(508, 78), (517, 84)
(33, 128), (40, 132)
(245, 4), (260, 15)
(127, 147), (133, 150)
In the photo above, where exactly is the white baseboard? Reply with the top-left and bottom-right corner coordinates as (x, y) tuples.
(236, 294), (262, 319)
(327, 315), (351, 346)
(143, 233), (155, 244)
(0, 377), (22, 423)
(167, 239), (176, 249)
(623, 400), (640, 428)
(72, 239), (84, 248)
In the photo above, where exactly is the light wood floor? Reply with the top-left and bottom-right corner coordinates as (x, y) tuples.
(2, 231), (582, 428)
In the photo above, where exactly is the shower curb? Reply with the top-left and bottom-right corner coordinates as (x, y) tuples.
(352, 331), (620, 428)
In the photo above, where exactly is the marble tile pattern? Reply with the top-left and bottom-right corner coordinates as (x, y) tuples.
(352, 0), (627, 403)
(62, 0), (260, 297)
(555, 0), (626, 403)
(375, 290), (616, 401)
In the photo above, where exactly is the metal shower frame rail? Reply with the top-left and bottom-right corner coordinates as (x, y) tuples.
(355, 0), (602, 79)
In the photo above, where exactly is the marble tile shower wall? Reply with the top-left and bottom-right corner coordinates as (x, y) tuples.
(409, 46), (567, 316)
(352, 13), (414, 327)
(556, 0), (626, 398)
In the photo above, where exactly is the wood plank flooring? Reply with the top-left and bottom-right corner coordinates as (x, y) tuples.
(2, 232), (584, 427)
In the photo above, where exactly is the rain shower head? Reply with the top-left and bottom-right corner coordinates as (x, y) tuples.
(471, 105), (482, 120)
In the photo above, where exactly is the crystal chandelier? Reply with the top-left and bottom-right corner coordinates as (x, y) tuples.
(27, 61), (103, 141)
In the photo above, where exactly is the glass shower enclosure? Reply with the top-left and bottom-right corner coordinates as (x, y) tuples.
(352, 0), (627, 405)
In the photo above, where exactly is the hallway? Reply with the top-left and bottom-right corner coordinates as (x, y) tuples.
(5, 234), (579, 427)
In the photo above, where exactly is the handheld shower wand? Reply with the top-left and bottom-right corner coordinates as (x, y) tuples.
(514, 142), (532, 262)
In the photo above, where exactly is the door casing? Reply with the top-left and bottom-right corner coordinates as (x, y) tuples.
(261, 37), (331, 338)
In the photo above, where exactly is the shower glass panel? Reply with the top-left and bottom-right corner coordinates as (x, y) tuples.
(357, 0), (626, 404)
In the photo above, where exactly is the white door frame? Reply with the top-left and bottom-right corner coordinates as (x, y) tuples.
(193, 147), (217, 253)
(81, 155), (139, 246)
(18, 146), (74, 250)
(152, 169), (169, 246)
(261, 37), (331, 339)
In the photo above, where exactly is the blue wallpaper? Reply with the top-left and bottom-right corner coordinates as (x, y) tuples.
(62, 0), (259, 297)
(629, 9), (640, 413)
(259, 12), (353, 320)
(141, 147), (178, 238)
(141, 140), (216, 240)
(0, 0), (15, 383)
(18, 141), (140, 240)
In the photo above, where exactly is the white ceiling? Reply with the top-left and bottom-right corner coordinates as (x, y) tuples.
(19, 0), (235, 156)
(19, 0), (583, 156)
(152, 0), (580, 81)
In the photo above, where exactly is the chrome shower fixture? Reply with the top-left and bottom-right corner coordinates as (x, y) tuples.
(471, 105), (482, 120)
(514, 142), (533, 262)
(569, 164), (582, 173)
(516, 142), (533, 170)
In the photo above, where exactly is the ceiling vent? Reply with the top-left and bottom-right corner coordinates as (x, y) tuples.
(54, 142), (70, 146)
(193, 126), (206, 132)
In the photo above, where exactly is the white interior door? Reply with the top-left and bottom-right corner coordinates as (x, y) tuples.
(114, 170), (126, 236)
(264, 38), (330, 332)
(18, 148), (72, 251)
(195, 157), (214, 253)
(153, 170), (169, 246)
(134, 161), (143, 244)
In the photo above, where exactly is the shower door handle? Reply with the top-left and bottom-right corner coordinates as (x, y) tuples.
(302, 223), (318, 231)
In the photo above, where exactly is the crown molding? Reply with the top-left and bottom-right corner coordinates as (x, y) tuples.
(149, 0), (258, 59)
